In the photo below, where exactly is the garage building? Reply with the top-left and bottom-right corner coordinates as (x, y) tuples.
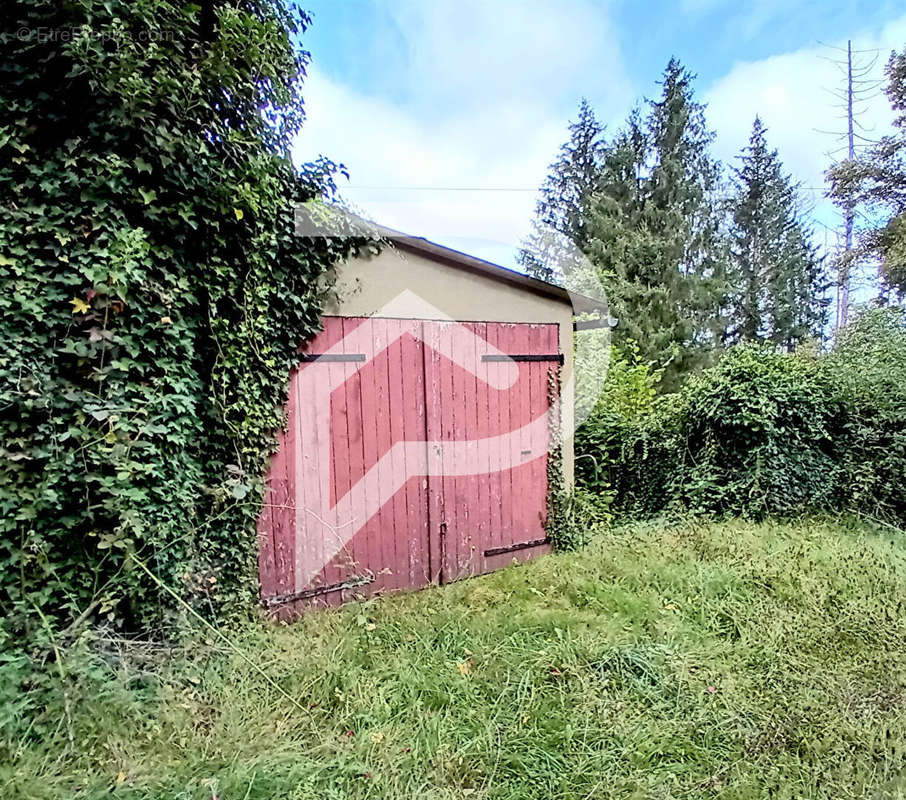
(257, 231), (604, 616)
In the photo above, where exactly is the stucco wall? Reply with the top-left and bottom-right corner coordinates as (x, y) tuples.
(323, 246), (576, 484)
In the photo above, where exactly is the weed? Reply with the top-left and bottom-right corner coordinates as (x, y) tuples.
(4, 518), (906, 798)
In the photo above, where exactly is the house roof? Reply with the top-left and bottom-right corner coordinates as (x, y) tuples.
(379, 228), (608, 316)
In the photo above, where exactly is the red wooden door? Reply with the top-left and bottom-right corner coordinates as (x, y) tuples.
(424, 321), (557, 583)
(257, 317), (560, 616)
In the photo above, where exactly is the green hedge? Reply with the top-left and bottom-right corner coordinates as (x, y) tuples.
(824, 308), (906, 523)
(1, 0), (367, 641)
(576, 308), (906, 527)
(679, 344), (837, 516)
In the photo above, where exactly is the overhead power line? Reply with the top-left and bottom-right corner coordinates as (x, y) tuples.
(344, 184), (833, 193)
(344, 185), (538, 192)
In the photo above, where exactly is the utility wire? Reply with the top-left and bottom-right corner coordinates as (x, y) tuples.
(343, 185), (834, 192)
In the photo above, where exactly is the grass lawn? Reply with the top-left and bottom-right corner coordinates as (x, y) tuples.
(6, 517), (906, 799)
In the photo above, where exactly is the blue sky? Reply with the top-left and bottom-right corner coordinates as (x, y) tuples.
(294, 0), (906, 272)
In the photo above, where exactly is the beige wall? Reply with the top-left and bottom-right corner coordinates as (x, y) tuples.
(324, 246), (575, 484)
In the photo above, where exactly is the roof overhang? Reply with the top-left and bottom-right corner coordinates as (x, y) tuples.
(377, 227), (607, 316)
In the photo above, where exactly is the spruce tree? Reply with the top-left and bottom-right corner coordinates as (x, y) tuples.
(728, 118), (828, 348)
(586, 59), (728, 389)
(519, 99), (606, 283)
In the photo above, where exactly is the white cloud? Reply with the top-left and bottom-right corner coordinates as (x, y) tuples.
(294, 0), (631, 267)
(296, 0), (906, 271)
(375, 0), (626, 108)
(704, 14), (906, 232)
(297, 68), (565, 261)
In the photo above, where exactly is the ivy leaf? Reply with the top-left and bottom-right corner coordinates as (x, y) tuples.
(88, 327), (114, 342)
(4, 0), (369, 643)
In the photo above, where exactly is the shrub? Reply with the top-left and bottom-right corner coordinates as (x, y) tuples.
(575, 346), (681, 518)
(1, 1), (366, 641)
(823, 308), (906, 524)
(679, 344), (836, 517)
(577, 317), (906, 527)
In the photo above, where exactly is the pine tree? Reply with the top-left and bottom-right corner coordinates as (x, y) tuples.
(586, 59), (728, 389)
(518, 99), (606, 283)
(728, 118), (828, 349)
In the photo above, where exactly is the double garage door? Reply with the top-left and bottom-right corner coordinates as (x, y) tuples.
(257, 316), (561, 616)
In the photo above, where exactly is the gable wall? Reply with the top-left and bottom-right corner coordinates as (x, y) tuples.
(324, 247), (576, 483)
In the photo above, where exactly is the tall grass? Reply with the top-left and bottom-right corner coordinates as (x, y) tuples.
(5, 517), (906, 799)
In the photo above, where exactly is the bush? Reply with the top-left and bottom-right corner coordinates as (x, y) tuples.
(576, 397), (684, 519)
(1, 1), (366, 642)
(576, 310), (906, 527)
(823, 308), (906, 524)
(679, 344), (837, 516)
(575, 346), (681, 518)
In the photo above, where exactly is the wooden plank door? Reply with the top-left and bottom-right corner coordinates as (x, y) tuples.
(258, 317), (432, 615)
(258, 316), (561, 615)
(424, 320), (559, 584)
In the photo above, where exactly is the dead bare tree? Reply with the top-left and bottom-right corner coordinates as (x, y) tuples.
(819, 40), (884, 330)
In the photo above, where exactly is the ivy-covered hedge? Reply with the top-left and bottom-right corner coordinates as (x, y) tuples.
(576, 308), (906, 527)
(823, 308), (906, 523)
(678, 345), (838, 516)
(1, 1), (366, 640)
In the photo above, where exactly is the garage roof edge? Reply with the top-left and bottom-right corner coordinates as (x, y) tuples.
(376, 227), (607, 315)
